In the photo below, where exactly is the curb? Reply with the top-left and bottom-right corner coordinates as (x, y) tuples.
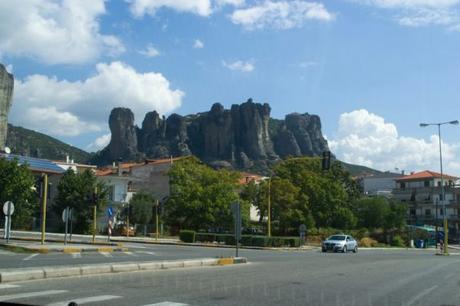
(0, 244), (128, 254)
(0, 257), (248, 283)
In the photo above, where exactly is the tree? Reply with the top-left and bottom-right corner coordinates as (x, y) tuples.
(54, 169), (108, 234)
(0, 157), (38, 229)
(129, 191), (155, 235)
(166, 157), (243, 232)
(352, 196), (406, 230)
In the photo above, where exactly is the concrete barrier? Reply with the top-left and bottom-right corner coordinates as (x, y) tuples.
(0, 257), (247, 283)
(111, 263), (140, 273)
(0, 269), (45, 282)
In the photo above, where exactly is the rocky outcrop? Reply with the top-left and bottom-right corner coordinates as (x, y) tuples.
(94, 99), (329, 172)
(0, 64), (14, 150)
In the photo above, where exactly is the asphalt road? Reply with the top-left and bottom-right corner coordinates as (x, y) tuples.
(1, 245), (460, 306)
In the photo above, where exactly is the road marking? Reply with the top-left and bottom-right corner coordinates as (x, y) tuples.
(47, 295), (122, 306)
(0, 285), (20, 290)
(99, 252), (112, 258)
(137, 251), (156, 255)
(142, 302), (188, 306)
(0, 290), (67, 301)
(123, 251), (137, 256)
(23, 254), (38, 261)
(71, 253), (81, 259)
(406, 285), (438, 306)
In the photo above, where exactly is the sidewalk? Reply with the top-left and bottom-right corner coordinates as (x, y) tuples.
(0, 240), (127, 253)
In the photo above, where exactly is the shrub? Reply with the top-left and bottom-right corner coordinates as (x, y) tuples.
(391, 235), (406, 247)
(252, 236), (270, 247)
(195, 233), (216, 243)
(359, 237), (379, 247)
(179, 230), (195, 243)
(284, 237), (301, 247)
(224, 235), (236, 245)
(240, 235), (253, 246)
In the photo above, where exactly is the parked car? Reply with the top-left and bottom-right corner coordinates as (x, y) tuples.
(114, 224), (136, 236)
(322, 234), (358, 253)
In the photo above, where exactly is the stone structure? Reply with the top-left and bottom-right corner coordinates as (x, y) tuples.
(0, 64), (14, 150)
(94, 99), (330, 172)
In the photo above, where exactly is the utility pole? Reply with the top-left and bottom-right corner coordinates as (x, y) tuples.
(156, 199), (159, 240)
(267, 176), (271, 238)
(41, 174), (48, 245)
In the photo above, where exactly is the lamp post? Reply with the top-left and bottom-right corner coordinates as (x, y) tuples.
(267, 176), (272, 238)
(420, 120), (459, 255)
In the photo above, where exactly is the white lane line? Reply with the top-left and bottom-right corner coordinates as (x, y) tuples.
(47, 295), (122, 306)
(71, 253), (81, 259)
(123, 251), (137, 256)
(406, 285), (438, 306)
(137, 251), (156, 256)
(99, 252), (113, 258)
(142, 302), (188, 306)
(0, 290), (67, 301)
(0, 285), (20, 290)
(23, 254), (38, 261)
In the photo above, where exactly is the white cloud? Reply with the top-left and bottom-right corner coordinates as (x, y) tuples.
(87, 133), (111, 152)
(139, 44), (161, 57)
(329, 109), (460, 175)
(352, 0), (460, 29)
(0, 0), (124, 65)
(193, 39), (205, 49)
(5, 64), (13, 74)
(230, 1), (334, 30)
(222, 60), (254, 72)
(128, 0), (213, 17)
(126, 0), (250, 18)
(10, 61), (184, 137)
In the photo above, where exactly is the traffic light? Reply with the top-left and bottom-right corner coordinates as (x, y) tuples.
(322, 151), (331, 171)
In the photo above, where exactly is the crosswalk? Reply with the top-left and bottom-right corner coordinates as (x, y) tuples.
(20, 250), (157, 261)
(0, 284), (188, 306)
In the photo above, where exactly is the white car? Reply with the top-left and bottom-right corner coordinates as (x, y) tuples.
(322, 235), (358, 253)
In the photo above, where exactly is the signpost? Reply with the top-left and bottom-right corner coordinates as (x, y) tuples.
(107, 207), (113, 242)
(62, 207), (71, 245)
(3, 201), (14, 243)
(231, 202), (242, 257)
(299, 224), (307, 246)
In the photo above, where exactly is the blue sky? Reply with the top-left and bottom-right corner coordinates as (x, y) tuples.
(1, 0), (460, 174)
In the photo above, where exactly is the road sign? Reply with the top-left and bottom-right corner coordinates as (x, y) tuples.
(108, 206), (113, 217)
(3, 201), (14, 216)
(299, 224), (307, 233)
(62, 207), (70, 223)
(231, 202), (242, 257)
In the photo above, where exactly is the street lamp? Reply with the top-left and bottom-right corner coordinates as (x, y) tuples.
(267, 176), (272, 238)
(420, 120), (459, 255)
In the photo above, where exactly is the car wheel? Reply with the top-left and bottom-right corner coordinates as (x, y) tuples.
(342, 246), (347, 253)
(353, 246), (358, 253)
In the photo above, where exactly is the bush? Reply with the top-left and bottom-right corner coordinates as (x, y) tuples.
(284, 237), (301, 247)
(240, 235), (253, 246)
(195, 233), (216, 243)
(252, 236), (270, 247)
(224, 235), (236, 245)
(359, 237), (379, 247)
(179, 230), (196, 243)
(391, 235), (405, 247)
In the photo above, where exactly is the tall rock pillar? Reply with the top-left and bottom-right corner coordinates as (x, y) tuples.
(0, 64), (14, 151)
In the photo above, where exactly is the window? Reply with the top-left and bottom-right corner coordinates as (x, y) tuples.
(400, 182), (406, 189)
(410, 209), (416, 216)
(438, 181), (441, 187)
(440, 208), (444, 216)
(424, 180), (430, 187)
(425, 209), (431, 216)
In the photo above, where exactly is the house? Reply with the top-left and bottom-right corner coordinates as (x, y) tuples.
(392, 170), (460, 231)
(54, 156), (97, 173)
(358, 171), (403, 197)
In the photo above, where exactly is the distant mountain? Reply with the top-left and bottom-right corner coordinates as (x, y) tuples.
(5, 124), (91, 163)
(340, 161), (382, 177)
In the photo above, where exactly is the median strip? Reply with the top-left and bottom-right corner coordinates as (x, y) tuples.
(0, 257), (247, 283)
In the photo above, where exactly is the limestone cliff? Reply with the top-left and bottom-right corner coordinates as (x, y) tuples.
(93, 99), (329, 172)
(0, 64), (14, 150)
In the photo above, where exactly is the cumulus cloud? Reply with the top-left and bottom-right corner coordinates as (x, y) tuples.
(352, 0), (460, 29)
(0, 0), (124, 65)
(193, 39), (205, 49)
(230, 1), (334, 30)
(10, 61), (184, 137)
(329, 109), (460, 174)
(87, 133), (111, 152)
(222, 60), (254, 72)
(139, 44), (161, 57)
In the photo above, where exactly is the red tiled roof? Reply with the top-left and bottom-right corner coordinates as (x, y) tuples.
(396, 170), (458, 182)
(95, 157), (186, 176)
(238, 172), (265, 185)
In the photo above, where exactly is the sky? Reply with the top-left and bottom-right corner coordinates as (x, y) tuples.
(1, 0), (460, 174)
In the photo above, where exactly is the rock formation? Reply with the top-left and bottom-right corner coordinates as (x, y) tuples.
(94, 99), (330, 172)
(0, 64), (14, 150)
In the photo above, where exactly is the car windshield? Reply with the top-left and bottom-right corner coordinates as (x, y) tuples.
(328, 235), (346, 241)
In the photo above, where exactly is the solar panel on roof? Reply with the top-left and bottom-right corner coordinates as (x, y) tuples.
(0, 154), (65, 174)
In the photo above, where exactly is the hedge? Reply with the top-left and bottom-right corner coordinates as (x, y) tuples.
(179, 230), (195, 243)
(179, 231), (300, 248)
